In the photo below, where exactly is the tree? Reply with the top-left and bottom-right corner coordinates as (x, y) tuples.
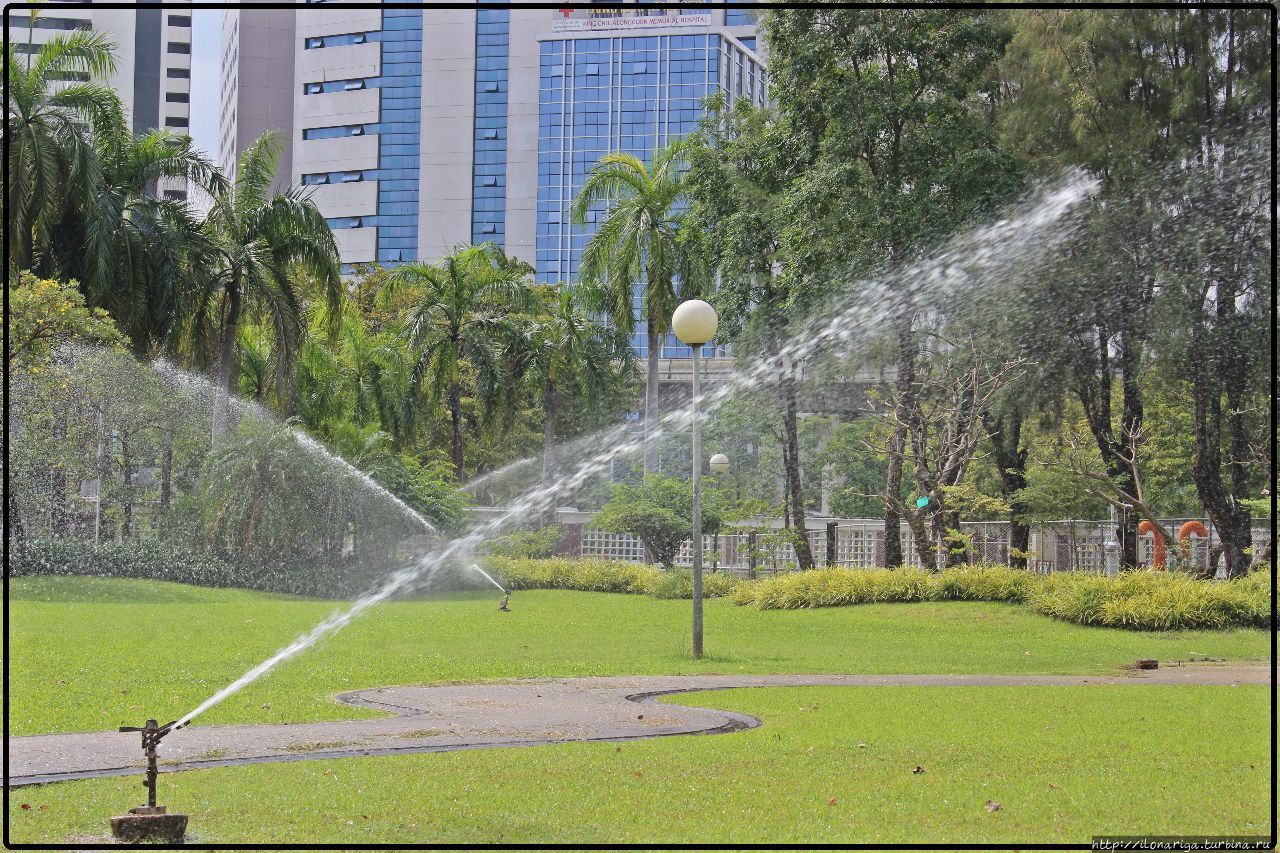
(506, 284), (632, 484)
(760, 8), (1025, 567)
(5, 28), (123, 271)
(1000, 7), (1272, 573)
(380, 243), (535, 481)
(683, 97), (817, 568)
(571, 137), (703, 475)
(191, 131), (340, 435)
(55, 127), (223, 355)
(595, 475), (724, 569)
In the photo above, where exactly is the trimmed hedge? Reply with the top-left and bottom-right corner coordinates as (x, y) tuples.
(485, 557), (741, 600)
(9, 539), (389, 598)
(736, 564), (1272, 631)
(11, 539), (236, 588)
(486, 556), (661, 595)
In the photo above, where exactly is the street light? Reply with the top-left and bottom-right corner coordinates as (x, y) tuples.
(672, 299), (717, 659)
(709, 453), (730, 475)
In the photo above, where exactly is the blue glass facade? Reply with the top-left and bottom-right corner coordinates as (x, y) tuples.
(537, 34), (728, 358)
(724, 8), (757, 27)
(472, 8), (510, 244)
(376, 9), (422, 265)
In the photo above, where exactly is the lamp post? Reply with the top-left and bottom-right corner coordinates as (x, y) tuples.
(672, 299), (718, 659)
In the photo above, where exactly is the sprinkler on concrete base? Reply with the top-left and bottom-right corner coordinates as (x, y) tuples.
(109, 718), (189, 844)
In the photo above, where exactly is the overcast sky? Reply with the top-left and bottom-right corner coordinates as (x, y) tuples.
(187, 5), (220, 161)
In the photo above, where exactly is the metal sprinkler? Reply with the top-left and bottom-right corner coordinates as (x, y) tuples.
(498, 590), (512, 611)
(109, 718), (189, 843)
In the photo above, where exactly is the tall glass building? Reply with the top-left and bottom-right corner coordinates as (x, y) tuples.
(228, 3), (764, 352)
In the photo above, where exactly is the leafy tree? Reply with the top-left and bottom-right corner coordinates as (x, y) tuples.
(380, 243), (535, 481)
(571, 137), (704, 475)
(5, 28), (123, 271)
(595, 474), (724, 569)
(505, 284), (633, 483)
(55, 127), (223, 355)
(756, 8), (1024, 567)
(1000, 7), (1271, 573)
(190, 131), (340, 433)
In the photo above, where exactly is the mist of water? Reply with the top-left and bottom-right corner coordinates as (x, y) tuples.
(175, 173), (1097, 727)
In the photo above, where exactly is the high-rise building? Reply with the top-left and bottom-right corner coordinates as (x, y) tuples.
(224, 3), (763, 367)
(7, 4), (193, 196)
(218, 8), (296, 189)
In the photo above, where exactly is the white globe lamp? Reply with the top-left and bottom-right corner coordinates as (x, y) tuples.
(671, 299), (718, 346)
(709, 453), (730, 474)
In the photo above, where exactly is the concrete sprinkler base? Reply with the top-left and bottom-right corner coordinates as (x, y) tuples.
(109, 806), (187, 844)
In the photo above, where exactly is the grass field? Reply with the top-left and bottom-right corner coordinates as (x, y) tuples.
(9, 685), (1270, 845)
(9, 576), (1269, 735)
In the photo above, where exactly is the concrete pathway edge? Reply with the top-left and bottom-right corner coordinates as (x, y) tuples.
(7, 665), (1270, 788)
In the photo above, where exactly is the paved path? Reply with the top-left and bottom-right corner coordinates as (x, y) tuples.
(8, 664), (1270, 787)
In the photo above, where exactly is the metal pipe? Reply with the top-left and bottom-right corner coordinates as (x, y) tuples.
(691, 345), (703, 659)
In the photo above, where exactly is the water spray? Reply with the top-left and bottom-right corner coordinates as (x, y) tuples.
(468, 563), (511, 611)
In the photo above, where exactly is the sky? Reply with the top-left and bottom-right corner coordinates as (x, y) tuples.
(187, 5), (221, 161)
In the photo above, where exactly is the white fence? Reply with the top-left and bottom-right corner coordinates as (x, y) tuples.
(574, 517), (1271, 575)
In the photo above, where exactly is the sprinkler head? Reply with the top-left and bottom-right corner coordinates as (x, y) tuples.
(498, 592), (511, 612)
(110, 718), (188, 843)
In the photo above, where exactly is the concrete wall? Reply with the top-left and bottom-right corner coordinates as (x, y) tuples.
(417, 10), (477, 262)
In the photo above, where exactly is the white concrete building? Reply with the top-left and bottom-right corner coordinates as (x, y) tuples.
(7, 4), (193, 197)
(218, 8), (296, 189)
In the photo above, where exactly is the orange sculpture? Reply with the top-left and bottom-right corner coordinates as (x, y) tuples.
(1137, 519), (1166, 569)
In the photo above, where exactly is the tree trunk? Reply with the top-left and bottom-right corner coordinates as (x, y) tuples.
(644, 307), (661, 475)
(449, 380), (465, 482)
(983, 410), (1030, 569)
(782, 374), (815, 570)
(159, 432), (174, 512)
(120, 431), (133, 539)
(542, 379), (556, 485)
(883, 311), (916, 567)
(213, 283), (242, 439)
(50, 416), (69, 536)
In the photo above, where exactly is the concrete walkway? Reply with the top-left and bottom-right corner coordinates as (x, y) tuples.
(8, 664), (1270, 787)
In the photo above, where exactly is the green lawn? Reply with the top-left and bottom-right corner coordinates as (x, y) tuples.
(9, 576), (1269, 735)
(10, 685), (1270, 845)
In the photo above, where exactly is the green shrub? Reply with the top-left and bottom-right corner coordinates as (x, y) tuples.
(486, 556), (661, 595)
(934, 565), (1034, 603)
(748, 568), (938, 610)
(485, 525), (563, 559)
(648, 570), (742, 600)
(12, 539), (236, 588)
(738, 562), (1270, 631)
(1027, 568), (1272, 631)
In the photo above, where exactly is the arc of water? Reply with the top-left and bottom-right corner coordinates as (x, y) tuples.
(177, 174), (1098, 728)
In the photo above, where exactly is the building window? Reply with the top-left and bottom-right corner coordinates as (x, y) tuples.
(167, 14), (191, 27)
(167, 67), (190, 79)
(167, 42), (191, 55)
(28, 16), (91, 31)
(164, 116), (189, 127)
(166, 92), (189, 103)
(163, 189), (187, 201)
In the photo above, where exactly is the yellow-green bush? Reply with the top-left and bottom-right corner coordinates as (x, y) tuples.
(934, 565), (1035, 602)
(486, 556), (660, 595)
(648, 569), (742, 600)
(747, 568), (938, 610)
(1028, 568), (1272, 631)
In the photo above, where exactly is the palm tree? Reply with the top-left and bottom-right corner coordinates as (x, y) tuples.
(571, 136), (702, 474)
(507, 285), (632, 483)
(380, 243), (535, 481)
(191, 131), (340, 435)
(53, 127), (225, 354)
(5, 29), (124, 271)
